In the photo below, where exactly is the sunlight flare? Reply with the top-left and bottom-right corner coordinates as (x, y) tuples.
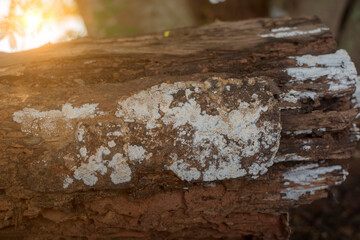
(23, 10), (42, 31)
(0, 0), (87, 52)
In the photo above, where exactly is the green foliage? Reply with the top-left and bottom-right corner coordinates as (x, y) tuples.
(93, 0), (140, 37)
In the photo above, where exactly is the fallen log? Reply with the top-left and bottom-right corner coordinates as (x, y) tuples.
(0, 16), (358, 239)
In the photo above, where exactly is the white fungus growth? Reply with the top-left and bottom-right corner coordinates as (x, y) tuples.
(282, 185), (328, 200)
(293, 129), (312, 135)
(209, 0), (225, 4)
(14, 103), (99, 122)
(270, 27), (297, 32)
(68, 144), (148, 187)
(302, 145), (311, 151)
(352, 76), (360, 114)
(282, 129), (313, 136)
(260, 27), (329, 38)
(286, 50), (357, 91)
(283, 163), (342, 185)
(76, 125), (86, 142)
(61, 104), (99, 119)
(108, 140), (116, 148)
(274, 153), (311, 163)
(116, 80), (281, 181)
(13, 103), (100, 136)
(73, 146), (110, 186)
(203, 182), (217, 187)
(280, 163), (345, 200)
(124, 144), (147, 163)
(63, 175), (74, 189)
(350, 123), (360, 142)
(116, 82), (185, 129)
(79, 147), (87, 157)
(280, 90), (317, 103)
(167, 154), (201, 181)
(106, 131), (122, 137)
(108, 153), (132, 184)
(280, 50), (357, 110)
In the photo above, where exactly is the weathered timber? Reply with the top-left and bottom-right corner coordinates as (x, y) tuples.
(0, 16), (358, 239)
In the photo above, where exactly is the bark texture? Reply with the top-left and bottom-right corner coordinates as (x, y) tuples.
(0, 16), (358, 239)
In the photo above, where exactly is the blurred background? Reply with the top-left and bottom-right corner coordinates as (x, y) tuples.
(0, 0), (359, 239)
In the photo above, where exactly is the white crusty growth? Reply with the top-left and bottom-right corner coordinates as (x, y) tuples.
(274, 153), (311, 163)
(281, 163), (347, 200)
(286, 49), (357, 91)
(116, 79), (281, 181)
(352, 76), (360, 112)
(63, 175), (74, 189)
(68, 144), (149, 187)
(14, 103), (99, 123)
(279, 49), (357, 107)
(108, 153), (132, 184)
(260, 27), (329, 38)
(13, 103), (100, 136)
(73, 146), (111, 186)
(280, 90), (317, 103)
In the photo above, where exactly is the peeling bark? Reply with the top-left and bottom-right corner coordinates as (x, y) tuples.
(0, 16), (358, 239)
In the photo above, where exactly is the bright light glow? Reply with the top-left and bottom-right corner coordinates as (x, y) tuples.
(0, 0), (11, 17)
(19, 15), (87, 51)
(0, 0), (87, 53)
(23, 10), (42, 31)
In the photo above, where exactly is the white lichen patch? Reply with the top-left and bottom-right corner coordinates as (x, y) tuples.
(352, 76), (360, 116)
(63, 175), (74, 189)
(60, 78), (281, 187)
(116, 82), (185, 129)
(302, 145), (311, 151)
(279, 89), (317, 103)
(281, 185), (328, 200)
(73, 146), (110, 186)
(108, 153), (132, 184)
(350, 123), (360, 142)
(61, 104), (99, 119)
(116, 79), (281, 181)
(66, 143), (150, 187)
(280, 163), (346, 200)
(79, 147), (87, 157)
(274, 153), (311, 163)
(13, 103), (101, 137)
(108, 140), (116, 148)
(282, 129), (313, 136)
(283, 163), (343, 193)
(124, 144), (147, 163)
(106, 131), (122, 137)
(76, 125), (86, 142)
(260, 27), (329, 38)
(293, 129), (312, 135)
(270, 27), (297, 32)
(286, 50), (357, 91)
(167, 154), (201, 181)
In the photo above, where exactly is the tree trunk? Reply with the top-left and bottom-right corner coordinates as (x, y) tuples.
(0, 16), (358, 239)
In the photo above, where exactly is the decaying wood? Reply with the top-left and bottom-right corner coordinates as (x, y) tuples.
(0, 16), (358, 239)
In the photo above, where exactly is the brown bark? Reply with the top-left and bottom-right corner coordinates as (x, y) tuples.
(0, 16), (358, 239)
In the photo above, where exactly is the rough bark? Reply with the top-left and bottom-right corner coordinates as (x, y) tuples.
(0, 16), (358, 239)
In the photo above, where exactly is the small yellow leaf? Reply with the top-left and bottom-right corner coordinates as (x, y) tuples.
(164, 30), (170, 37)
